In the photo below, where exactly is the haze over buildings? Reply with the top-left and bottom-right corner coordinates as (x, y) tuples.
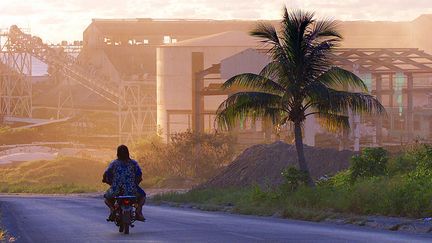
(1, 0), (432, 43)
(3, 2), (432, 150)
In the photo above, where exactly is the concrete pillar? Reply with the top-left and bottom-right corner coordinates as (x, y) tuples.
(339, 128), (349, 151)
(263, 117), (272, 142)
(304, 114), (316, 147)
(375, 74), (383, 146)
(389, 74), (394, 132)
(191, 52), (204, 133)
(353, 114), (361, 152)
(166, 112), (171, 142)
(406, 73), (414, 141)
(389, 73), (394, 108)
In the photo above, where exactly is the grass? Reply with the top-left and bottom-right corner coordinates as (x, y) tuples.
(0, 156), (181, 194)
(153, 145), (432, 220)
(0, 156), (109, 193)
(152, 174), (432, 220)
(152, 187), (336, 221)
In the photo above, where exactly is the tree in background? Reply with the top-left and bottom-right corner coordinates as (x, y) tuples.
(216, 7), (385, 186)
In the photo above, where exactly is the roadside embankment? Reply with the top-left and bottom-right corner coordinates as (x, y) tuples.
(151, 187), (432, 234)
(201, 141), (353, 188)
(0, 157), (108, 193)
(153, 144), (432, 234)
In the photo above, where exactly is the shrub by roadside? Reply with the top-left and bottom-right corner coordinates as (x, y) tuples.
(133, 131), (236, 186)
(152, 145), (432, 220)
(0, 131), (235, 194)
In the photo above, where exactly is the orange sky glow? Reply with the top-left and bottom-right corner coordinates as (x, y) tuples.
(1, 0), (432, 43)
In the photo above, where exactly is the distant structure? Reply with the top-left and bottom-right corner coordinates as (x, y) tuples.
(0, 27), (32, 122)
(78, 18), (274, 143)
(154, 15), (432, 150)
(3, 15), (432, 149)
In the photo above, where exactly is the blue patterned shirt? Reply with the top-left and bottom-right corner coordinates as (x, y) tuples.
(103, 159), (142, 197)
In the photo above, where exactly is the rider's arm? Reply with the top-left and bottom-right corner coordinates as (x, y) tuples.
(133, 160), (143, 184)
(102, 161), (114, 185)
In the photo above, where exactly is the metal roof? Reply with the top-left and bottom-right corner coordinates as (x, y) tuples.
(331, 48), (432, 74)
(168, 31), (258, 47)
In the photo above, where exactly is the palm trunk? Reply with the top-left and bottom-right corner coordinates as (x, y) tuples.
(293, 121), (315, 187)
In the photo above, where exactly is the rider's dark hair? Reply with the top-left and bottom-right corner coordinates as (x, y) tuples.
(117, 144), (130, 161)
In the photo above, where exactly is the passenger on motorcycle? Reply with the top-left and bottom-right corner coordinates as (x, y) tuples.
(102, 145), (146, 221)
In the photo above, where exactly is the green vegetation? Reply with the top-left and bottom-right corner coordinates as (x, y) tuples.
(0, 157), (108, 193)
(133, 131), (236, 187)
(281, 167), (309, 191)
(350, 147), (388, 181)
(153, 145), (432, 219)
(0, 131), (234, 193)
(216, 7), (384, 185)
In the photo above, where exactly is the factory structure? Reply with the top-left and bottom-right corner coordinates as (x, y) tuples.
(2, 15), (432, 150)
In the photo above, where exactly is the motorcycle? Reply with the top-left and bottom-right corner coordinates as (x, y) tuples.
(108, 195), (137, 234)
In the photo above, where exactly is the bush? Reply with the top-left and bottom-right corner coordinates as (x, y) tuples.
(167, 131), (236, 180)
(328, 169), (352, 187)
(134, 131), (236, 184)
(388, 144), (432, 175)
(281, 167), (309, 191)
(350, 147), (388, 182)
(154, 144), (432, 219)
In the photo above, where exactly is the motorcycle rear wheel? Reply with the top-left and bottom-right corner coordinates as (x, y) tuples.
(124, 224), (129, 234)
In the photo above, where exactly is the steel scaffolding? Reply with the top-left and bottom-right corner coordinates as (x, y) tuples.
(0, 25), (156, 143)
(0, 28), (32, 120)
(118, 80), (156, 144)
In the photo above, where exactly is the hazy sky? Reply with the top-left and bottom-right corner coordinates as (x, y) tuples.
(1, 0), (432, 43)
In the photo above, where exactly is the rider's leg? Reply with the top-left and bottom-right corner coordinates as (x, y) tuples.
(104, 197), (116, 221)
(135, 187), (146, 221)
(135, 196), (146, 221)
(105, 198), (115, 211)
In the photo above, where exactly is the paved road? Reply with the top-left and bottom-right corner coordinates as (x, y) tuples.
(1, 195), (432, 243)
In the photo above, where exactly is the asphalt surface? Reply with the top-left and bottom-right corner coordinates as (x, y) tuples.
(1, 195), (432, 243)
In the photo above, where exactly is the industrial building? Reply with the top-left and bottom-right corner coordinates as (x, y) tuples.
(2, 15), (432, 149)
(155, 15), (432, 150)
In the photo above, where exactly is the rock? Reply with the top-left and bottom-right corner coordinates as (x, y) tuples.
(387, 224), (401, 231)
(272, 211), (283, 218)
(325, 218), (348, 225)
(364, 216), (406, 231)
(223, 207), (233, 212)
(403, 222), (432, 233)
(398, 224), (416, 233)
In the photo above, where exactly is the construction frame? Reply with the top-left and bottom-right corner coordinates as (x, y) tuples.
(0, 27), (33, 121)
(185, 48), (432, 148)
(0, 26), (156, 144)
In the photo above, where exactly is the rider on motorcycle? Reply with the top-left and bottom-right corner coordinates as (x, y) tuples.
(103, 145), (146, 221)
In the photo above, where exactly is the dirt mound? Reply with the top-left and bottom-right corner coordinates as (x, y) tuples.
(202, 141), (354, 188)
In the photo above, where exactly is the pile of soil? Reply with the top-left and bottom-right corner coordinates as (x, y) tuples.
(202, 141), (354, 188)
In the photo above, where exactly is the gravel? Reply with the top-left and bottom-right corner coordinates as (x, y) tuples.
(202, 141), (354, 188)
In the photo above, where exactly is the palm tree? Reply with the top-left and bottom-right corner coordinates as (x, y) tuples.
(216, 7), (385, 186)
